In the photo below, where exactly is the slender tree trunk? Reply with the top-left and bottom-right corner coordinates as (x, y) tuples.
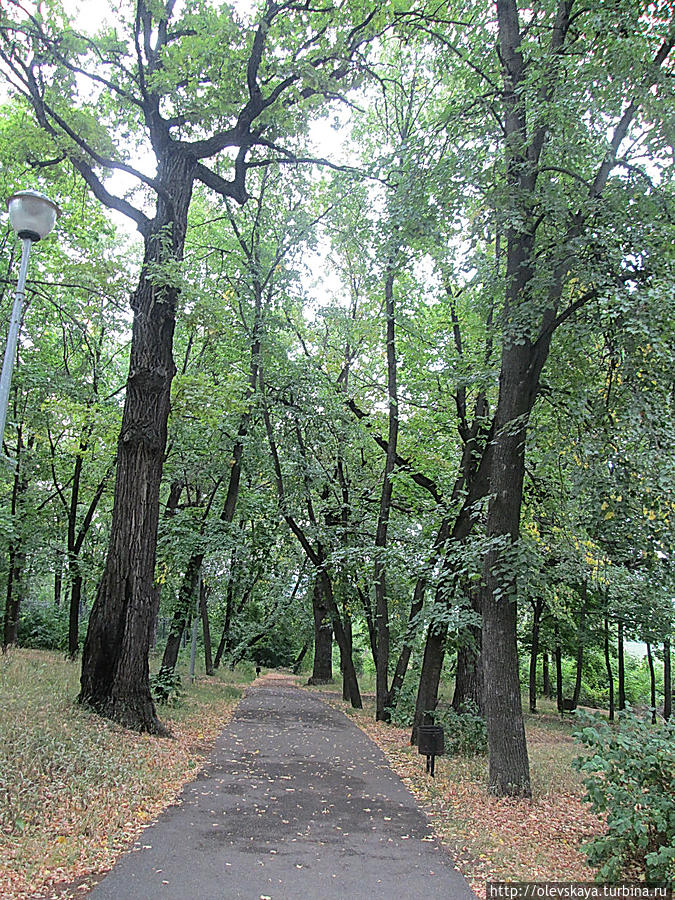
(542, 651), (553, 699)
(664, 637), (671, 721)
(292, 640), (310, 675)
(555, 638), (563, 714)
(79, 152), (195, 734)
(68, 559), (83, 659)
(374, 266), (399, 721)
(571, 587), (587, 708)
(200, 579), (213, 676)
(604, 617), (614, 722)
(529, 598), (544, 713)
(3, 424), (28, 648)
(161, 553), (202, 673)
(54, 565), (62, 607)
(342, 603), (353, 702)
(412, 623), (447, 744)
(618, 618), (626, 711)
(646, 642), (656, 724)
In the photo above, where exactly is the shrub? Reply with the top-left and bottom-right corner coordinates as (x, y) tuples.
(573, 709), (675, 882)
(150, 667), (184, 705)
(17, 602), (70, 651)
(433, 701), (488, 757)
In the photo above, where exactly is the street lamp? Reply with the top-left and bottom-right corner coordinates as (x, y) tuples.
(0, 190), (60, 442)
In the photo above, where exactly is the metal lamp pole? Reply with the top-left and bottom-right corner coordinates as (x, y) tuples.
(0, 191), (60, 444)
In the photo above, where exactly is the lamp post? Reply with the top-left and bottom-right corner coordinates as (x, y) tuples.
(0, 190), (60, 442)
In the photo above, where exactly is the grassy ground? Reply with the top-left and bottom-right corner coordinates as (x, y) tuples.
(309, 680), (603, 897)
(0, 648), (254, 899)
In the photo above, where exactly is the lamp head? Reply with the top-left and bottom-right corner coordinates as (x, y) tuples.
(7, 190), (60, 242)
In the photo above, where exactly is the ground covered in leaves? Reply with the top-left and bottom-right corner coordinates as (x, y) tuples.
(324, 691), (603, 897)
(0, 649), (250, 899)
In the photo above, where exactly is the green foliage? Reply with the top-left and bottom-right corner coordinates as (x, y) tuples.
(433, 702), (488, 758)
(17, 602), (70, 652)
(150, 667), (184, 706)
(573, 709), (675, 882)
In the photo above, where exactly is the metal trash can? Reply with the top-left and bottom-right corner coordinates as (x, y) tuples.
(418, 725), (444, 777)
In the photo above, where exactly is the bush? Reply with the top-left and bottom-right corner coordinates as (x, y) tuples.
(573, 709), (675, 882)
(150, 667), (184, 705)
(17, 602), (70, 651)
(433, 701), (488, 757)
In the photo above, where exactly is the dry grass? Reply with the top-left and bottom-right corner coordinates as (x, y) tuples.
(0, 648), (251, 899)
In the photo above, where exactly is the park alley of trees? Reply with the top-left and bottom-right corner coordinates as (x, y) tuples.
(0, 0), (673, 800)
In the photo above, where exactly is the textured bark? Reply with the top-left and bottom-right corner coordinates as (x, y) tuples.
(412, 623), (447, 744)
(308, 578), (333, 684)
(452, 587), (484, 715)
(555, 640), (563, 713)
(79, 151), (195, 734)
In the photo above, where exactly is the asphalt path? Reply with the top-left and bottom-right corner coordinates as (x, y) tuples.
(89, 677), (476, 900)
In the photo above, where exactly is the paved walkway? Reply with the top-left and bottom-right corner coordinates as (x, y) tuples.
(89, 678), (475, 899)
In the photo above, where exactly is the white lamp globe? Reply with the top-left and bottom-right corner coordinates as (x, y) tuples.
(7, 190), (60, 242)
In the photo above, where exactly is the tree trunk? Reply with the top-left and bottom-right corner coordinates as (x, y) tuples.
(79, 151), (195, 734)
(542, 651), (553, 699)
(555, 638), (563, 714)
(412, 622), (447, 744)
(200, 579), (213, 676)
(571, 587), (587, 708)
(68, 559), (83, 659)
(341, 604), (353, 702)
(308, 578), (333, 684)
(664, 637), (671, 721)
(479, 357), (533, 797)
(646, 642), (656, 724)
(292, 640), (310, 675)
(529, 598), (544, 713)
(604, 617), (614, 722)
(3, 425), (28, 648)
(54, 565), (62, 607)
(618, 618), (626, 711)
(160, 553), (202, 674)
(374, 266), (399, 722)
(452, 587), (484, 715)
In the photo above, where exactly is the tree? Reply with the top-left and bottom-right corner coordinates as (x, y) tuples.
(0, 0), (382, 730)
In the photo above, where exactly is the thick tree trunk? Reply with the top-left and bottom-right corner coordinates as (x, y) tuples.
(664, 638), (671, 721)
(308, 578), (333, 684)
(618, 619), (626, 711)
(604, 617), (614, 722)
(452, 587), (484, 715)
(79, 152), (195, 734)
(479, 353), (533, 797)
(529, 598), (544, 713)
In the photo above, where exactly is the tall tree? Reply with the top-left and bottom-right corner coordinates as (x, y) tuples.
(0, 0), (381, 730)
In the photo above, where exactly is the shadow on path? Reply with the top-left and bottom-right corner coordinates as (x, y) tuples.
(90, 677), (476, 899)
